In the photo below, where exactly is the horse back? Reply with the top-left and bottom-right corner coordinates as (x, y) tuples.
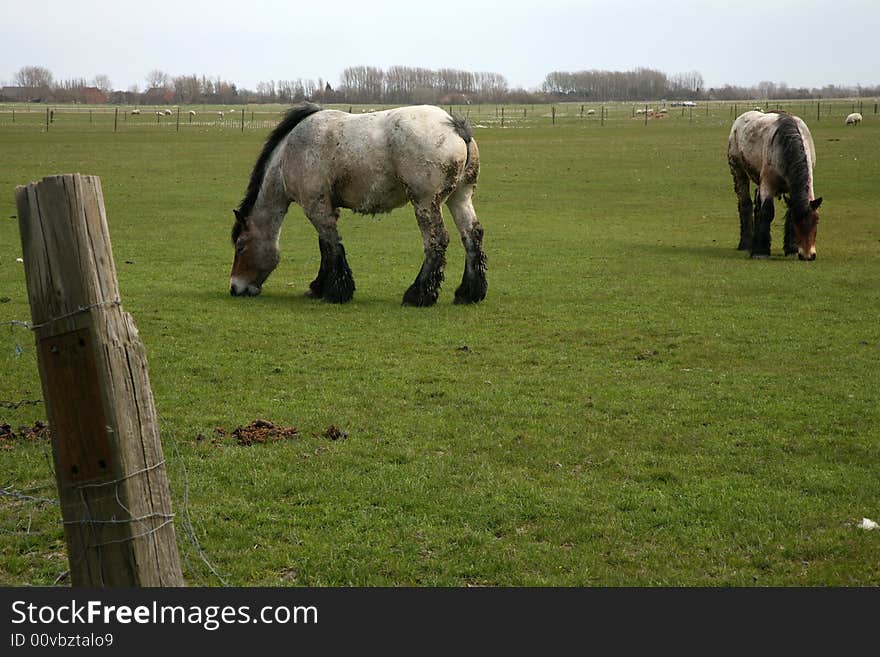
(281, 106), (472, 214)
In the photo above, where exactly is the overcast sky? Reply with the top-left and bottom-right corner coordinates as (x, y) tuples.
(2, 0), (877, 92)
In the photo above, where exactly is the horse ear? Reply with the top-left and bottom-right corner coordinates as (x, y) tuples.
(233, 208), (243, 222)
(810, 197), (823, 210)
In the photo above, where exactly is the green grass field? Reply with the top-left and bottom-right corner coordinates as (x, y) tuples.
(1, 104), (878, 585)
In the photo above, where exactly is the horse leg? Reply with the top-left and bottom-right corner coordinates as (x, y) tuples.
(750, 188), (775, 259)
(402, 199), (449, 307)
(729, 158), (753, 250)
(446, 184), (487, 304)
(303, 201), (355, 303)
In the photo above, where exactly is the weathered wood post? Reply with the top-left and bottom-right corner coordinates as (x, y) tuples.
(15, 174), (184, 587)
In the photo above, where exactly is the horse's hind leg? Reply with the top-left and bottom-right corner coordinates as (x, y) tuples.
(303, 200), (355, 303)
(402, 199), (449, 307)
(729, 159), (753, 250)
(446, 183), (487, 304)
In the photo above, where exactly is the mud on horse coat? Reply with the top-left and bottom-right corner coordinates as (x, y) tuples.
(727, 110), (823, 260)
(229, 103), (486, 306)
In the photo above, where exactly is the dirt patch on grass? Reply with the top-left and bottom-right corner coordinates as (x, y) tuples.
(0, 421), (50, 449)
(224, 419), (300, 446)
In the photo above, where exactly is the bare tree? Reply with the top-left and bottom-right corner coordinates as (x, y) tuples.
(14, 65), (54, 89)
(92, 74), (113, 93)
(145, 69), (170, 90)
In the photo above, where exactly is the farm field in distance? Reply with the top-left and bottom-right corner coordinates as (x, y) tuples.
(0, 101), (878, 586)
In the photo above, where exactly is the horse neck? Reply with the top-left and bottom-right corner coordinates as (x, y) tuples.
(778, 122), (815, 205)
(250, 161), (289, 238)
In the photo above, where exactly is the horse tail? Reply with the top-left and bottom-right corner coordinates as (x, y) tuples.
(462, 136), (480, 186)
(448, 114), (479, 185)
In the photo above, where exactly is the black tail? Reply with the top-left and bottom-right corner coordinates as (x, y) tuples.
(448, 114), (473, 144)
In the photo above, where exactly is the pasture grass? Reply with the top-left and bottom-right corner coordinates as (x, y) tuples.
(1, 107), (878, 586)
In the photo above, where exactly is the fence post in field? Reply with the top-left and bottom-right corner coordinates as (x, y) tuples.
(817, 101), (820, 122)
(176, 107), (180, 132)
(46, 108), (50, 131)
(114, 107), (118, 133)
(240, 109), (245, 132)
(14, 174), (184, 587)
(501, 106), (504, 128)
(552, 106), (556, 125)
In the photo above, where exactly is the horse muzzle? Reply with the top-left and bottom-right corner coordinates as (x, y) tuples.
(797, 248), (817, 261)
(230, 277), (262, 297)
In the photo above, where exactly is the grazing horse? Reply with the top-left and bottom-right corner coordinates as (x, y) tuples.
(846, 112), (862, 125)
(728, 110), (823, 260)
(229, 103), (486, 306)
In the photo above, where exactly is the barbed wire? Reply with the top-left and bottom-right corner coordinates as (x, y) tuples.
(0, 485), (57, 505)
(0, 399), (42, 409)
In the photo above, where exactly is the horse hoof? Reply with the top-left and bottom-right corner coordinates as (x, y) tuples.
(750, 253), (769, 260)
(402, 291), (438, 307)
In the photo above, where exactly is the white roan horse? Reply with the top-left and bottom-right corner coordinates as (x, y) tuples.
(230, 103), (486, 306)
(728, 110), (822, 260)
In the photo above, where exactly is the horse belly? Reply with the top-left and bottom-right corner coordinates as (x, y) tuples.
(334, 169), (408, 215)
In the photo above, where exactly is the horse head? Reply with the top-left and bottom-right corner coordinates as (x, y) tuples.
(792, 197), (822, 261)
(229, 208), (280, 296)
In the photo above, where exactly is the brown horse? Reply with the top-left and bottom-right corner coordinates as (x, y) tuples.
(728, 110), (823, 260)
(229, 103), (486, 306)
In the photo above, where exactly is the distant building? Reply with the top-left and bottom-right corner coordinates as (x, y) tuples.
(142, 87), (175, 104)
(81, 87), (107, 104)
(0, 87), (40, 102)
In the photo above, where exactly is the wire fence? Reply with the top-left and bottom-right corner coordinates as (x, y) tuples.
(0, 99), (877, 133)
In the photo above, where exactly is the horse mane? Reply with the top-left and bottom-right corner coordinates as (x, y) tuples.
(234, 103), (324, 240)
(771, 113), (811, 205)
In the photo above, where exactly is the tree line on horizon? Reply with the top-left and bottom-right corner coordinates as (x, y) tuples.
(4, 64), (877, 106)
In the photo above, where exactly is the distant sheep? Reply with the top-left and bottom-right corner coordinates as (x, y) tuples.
(846, 112), (862, 125)
(164, 109), (173, 116)
(130, 108), (141, 115)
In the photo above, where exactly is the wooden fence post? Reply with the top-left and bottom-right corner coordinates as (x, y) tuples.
(15, 174), (184, 587)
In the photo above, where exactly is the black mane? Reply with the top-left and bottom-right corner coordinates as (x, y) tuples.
(233, 103), (323, 240)
(771, 113), (811, 205)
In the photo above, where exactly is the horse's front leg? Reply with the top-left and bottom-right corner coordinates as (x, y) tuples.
(304, 200), (355, 303)
(751, 189), (775, 259)
(403, 200), (449, 307)
(782, 198), (797, 256)
(730, 160), (753, 251)
(446, 184), (487, 304)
